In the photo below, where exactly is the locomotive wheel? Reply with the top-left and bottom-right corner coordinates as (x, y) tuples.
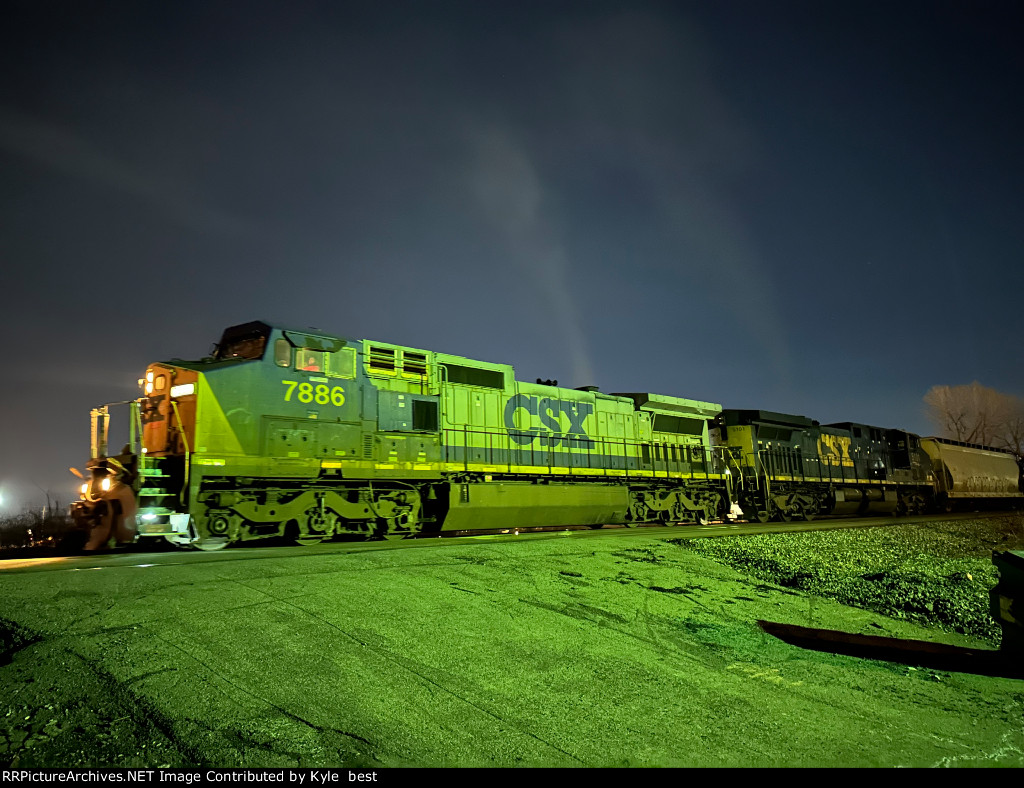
(375, 528), (408, 541)
(626, 500), (647, 526)
(197, 512), (241, 549)
(802, 505), (816, 522)
(296, 535), (324, 546)
(776, 508), (793, 523)
(193, 536), (230, 551)
(373, 518), (410, 540)
(188, 515), (232, 550)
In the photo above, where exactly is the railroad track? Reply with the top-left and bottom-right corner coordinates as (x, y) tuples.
(1, 509), (1015, 572)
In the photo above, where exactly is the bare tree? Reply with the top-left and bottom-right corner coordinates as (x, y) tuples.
(1001, 410), (1024, 457)
(924, 382), (1024, 455)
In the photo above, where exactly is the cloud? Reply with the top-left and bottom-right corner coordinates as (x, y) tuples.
(563, 12), (791, 364)
(0, 105), (251, 238)
(465, 124), (597, 387)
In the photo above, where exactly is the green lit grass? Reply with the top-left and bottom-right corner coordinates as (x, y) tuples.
(669, 514), (1024, 642)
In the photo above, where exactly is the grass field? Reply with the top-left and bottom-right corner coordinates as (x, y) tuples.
(671, 513), (1024, 643)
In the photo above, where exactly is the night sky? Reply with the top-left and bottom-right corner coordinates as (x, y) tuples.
(2, 1), (1021, 510)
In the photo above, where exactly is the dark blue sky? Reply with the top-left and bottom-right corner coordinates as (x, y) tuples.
(1, 1), (1021, 509)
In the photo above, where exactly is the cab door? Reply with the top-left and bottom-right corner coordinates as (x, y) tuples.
(141, 365), (197, 456)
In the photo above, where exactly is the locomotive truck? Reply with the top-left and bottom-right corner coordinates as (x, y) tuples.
(69, 321), (1023, 550)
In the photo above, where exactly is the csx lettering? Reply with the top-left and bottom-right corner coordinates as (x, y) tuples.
(503, 394), (593, 448)
(818, 434), (853, 466)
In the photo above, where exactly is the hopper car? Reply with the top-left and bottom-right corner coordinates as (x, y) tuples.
(68, 321), (1024, 550)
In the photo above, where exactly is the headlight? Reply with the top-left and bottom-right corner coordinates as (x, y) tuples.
(80, 483), (88, 495)
(170, 383), (195, 398)
(101, 478), (111, 491)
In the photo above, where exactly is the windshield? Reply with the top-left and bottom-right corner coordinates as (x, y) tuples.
(214, 322), (270, 361)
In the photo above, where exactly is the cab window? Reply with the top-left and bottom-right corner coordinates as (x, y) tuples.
(327, 347), (356, 379)
(220, 335), (267, 360)
(274, 339), (291, 368)
(296, 350), (324, 372)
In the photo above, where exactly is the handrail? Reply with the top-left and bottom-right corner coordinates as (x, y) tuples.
(170, 400), (191, 506)
(438, 425), (730, 479)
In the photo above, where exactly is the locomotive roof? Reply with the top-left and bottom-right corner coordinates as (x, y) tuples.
(719, 409), (819, 428)
(222, 320), (352, 343)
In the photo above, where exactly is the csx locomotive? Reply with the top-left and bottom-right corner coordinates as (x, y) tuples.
(69, 321), (1024, 550)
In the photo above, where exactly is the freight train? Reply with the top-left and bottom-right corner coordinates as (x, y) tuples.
(69, 321), (1024, 550)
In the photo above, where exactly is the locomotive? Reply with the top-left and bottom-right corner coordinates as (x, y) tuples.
(69, 321), (1024, 550)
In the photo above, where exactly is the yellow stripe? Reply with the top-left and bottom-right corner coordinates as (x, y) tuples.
(441, 461), (725, 479)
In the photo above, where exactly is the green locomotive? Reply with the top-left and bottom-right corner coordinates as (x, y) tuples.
(71, 321), (730, 549)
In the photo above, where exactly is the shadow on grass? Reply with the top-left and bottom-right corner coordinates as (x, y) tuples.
(758, 619), (1024, 680)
